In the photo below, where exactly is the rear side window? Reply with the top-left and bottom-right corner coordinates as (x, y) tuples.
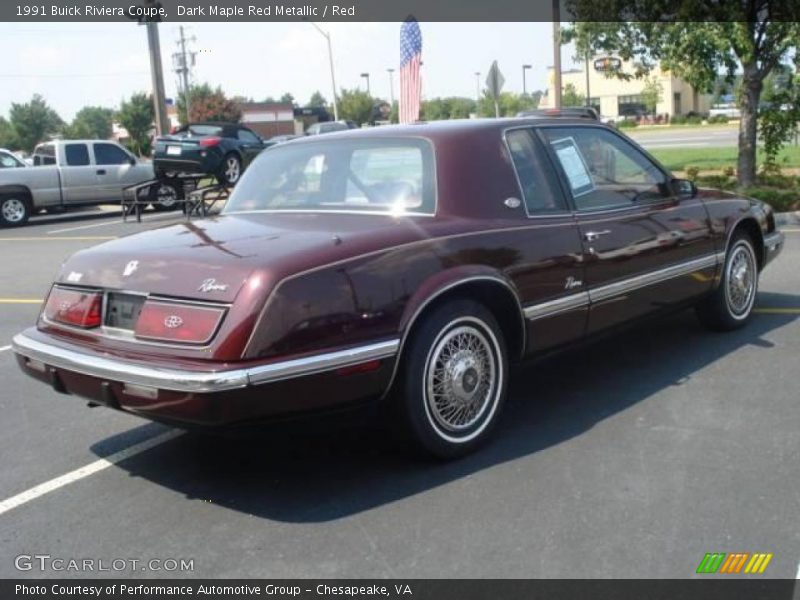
(505, 128), (567, 214)
(64, 144), (90, 166)
(94, 143), (131, 165)
(182, 125), (224, 137)
(226, 139), (435, 215)
(237, 129), (261, 143)
(34, 144), (56, 166)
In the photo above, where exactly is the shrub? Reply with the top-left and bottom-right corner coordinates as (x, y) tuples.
(685, 115), (704, 125)
(697, 175), (736, 190)
(686, 166), (700, 181)
(617, 119), (638, 129)
(707, 115), (730, 124)
(670, 114), (687, 125)
(743, 187), (800, 212)
(722, 166), (735, 178)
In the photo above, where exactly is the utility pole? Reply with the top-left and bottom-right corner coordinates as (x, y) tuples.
(585, 50), (591, 108)
(475, 71), (481, 104)
(173, 25), (196, 123)
(146, 17), (169, 135)
(360, 72), (371, 96)
(552, 0), (562, 109)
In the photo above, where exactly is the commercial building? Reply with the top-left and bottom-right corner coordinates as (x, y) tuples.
(238, 102), (296, 138)
(539, 57), (713, 119)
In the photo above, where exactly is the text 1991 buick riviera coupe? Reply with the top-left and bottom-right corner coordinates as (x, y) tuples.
(12, 118), (784, 457)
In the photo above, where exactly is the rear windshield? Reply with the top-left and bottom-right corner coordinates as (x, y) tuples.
(224, 138), (436, 216)
(177, 125), (224, 137)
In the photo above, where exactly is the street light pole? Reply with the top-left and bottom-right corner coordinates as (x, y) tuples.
(522, 64), (531, 96)
(309, 21), (339, 121)
(387, 68), (395, 104)
(361, 72), (371, 96)
(475, 71), (481, 104)
(552, 0), (562, 109)
(146, 20), (169, 135)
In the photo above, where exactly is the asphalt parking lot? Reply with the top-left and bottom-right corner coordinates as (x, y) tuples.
(0, 210), (798, 579)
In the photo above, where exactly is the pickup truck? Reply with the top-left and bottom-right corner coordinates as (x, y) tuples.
(0, 139), (176, 227)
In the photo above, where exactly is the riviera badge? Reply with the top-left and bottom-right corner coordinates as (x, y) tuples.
(198, 278), (229, 293)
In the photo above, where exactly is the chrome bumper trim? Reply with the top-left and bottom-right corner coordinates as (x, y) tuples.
(12, 333), (400, 394)
(764, 231), (784, 252)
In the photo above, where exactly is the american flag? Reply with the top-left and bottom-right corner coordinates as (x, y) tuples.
(399, 17), (422, 124)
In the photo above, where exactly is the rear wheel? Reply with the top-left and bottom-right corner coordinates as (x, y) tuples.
(397, 299), (508, 459)
(219, 153), (242, 185)
(0, 193), (31, 227)
(149, 181), (181, 212)
(696, 232), (758, 330)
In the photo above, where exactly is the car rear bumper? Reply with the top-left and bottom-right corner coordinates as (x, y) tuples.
(12, 329), (398, 426)
(153, 152), (221, 176)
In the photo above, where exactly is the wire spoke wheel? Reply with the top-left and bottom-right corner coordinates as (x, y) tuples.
(425, 324), (497, 435)
(725, 242), (756, 317)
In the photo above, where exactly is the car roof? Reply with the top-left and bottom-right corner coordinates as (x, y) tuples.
(287, 117), (610, 144)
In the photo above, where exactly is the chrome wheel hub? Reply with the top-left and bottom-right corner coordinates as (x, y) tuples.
(426, 325), (496, 432)
(726, 244), (756, 316)
(2, 198), (25, 222)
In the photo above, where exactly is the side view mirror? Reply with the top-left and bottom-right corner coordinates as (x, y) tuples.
(129, 156), (136, 166)
(673, 178), (697, 199)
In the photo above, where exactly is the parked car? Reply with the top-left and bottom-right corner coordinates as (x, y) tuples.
(12, 118), (784, 457)
(0, 148), (27, 169)
(0, 140), (163, 227)
(710, 103), (741, 119)
(152, 122), (270, 185)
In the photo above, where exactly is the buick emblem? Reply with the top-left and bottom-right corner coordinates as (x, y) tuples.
(122, 260), (139, 277)
(163, 315), (184, 329)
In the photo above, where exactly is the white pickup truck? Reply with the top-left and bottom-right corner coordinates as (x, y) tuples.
(0, 139), (175, 227)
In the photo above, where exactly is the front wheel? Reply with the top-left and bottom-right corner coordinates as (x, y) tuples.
(397, 299), (508, 459)
(0, 193), (31, 227)
(696, 232), (759, 330)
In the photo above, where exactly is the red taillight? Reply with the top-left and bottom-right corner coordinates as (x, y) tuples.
(134, 301), (225, 344)
(44, 287), (102, 329)
(199, 136), (221, 148)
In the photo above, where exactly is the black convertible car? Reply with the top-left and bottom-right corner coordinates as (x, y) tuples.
(152, 122), (271, 185)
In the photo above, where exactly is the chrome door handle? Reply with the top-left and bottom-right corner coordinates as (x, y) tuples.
(584, 230), (611, 242)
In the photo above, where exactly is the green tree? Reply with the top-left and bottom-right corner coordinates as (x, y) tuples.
(280, 92), (296, 105)
(117, 92), (154, 156)
(177, 83), (241, 124)
(64, 106), (114, 140)
(562, 83), (585, 107)
(640, 76), (664, 115)
(422, 97), (478, 120)
(8, 94), (63, 153)
(338, 88), (374, 125)
(308, 91), (328, 108)
(759, 59), (800, 171)
(0, 117), (17, 149)
(478, 91), (538, 117)
(563, 4), (800, 186)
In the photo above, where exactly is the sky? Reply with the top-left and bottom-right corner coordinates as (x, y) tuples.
(0, 22), (579, 121)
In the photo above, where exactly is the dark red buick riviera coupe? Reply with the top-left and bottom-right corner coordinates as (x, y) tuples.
(13, 118), (784, 457)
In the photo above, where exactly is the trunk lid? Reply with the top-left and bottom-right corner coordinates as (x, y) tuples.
(55, 213), (430, 303)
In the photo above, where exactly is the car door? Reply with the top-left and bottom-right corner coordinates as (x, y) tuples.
(92, 142), (148, 202)
(537, 125), (715, 334)
(60, 142), (101, 204)
(236, 127), (264, 166)
(503, 127), (587, 352)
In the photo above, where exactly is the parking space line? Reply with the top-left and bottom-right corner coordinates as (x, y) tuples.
(0, 345), (10, 352)
(754, 308), (800, 314)
(0, 236), (116, 241)
(0, 299), (42, 304)
(47, 213), (180, 234)
(0, 429), (182, 517)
